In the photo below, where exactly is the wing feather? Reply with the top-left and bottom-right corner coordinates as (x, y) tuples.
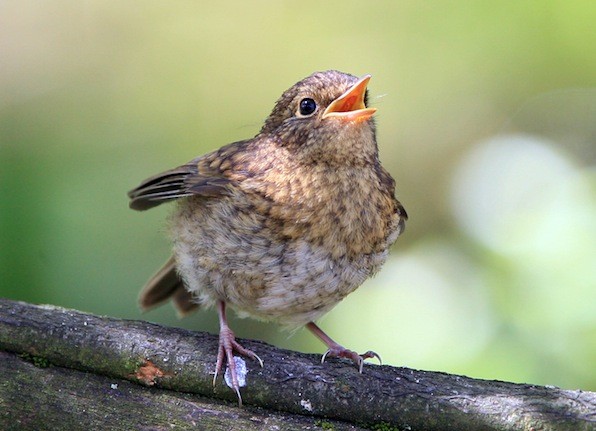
(127, 157), (232, 211)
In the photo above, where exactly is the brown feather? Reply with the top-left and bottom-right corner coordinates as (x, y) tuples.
(127, 157), (232, 211)
(138, 256), (185, 311)
(138, 256), (200, 316)
(171, 285), (200, 316)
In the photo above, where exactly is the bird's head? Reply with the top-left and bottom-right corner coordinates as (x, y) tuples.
(260, 70), (379, 166)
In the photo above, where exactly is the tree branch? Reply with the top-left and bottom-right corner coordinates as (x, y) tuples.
(0, 299), (594, 431)
(0, 350), (363, 431)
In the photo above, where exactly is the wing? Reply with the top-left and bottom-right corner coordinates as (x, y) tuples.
(127, 156), (232, 211)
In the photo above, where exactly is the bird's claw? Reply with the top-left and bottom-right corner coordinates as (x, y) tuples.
(213, 327), (263, 407)
(321, 346), (382, 373)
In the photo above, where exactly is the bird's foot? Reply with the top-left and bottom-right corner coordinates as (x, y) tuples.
(321, 344), (382, 373)
(306, 321), (381, 373)
(214, 302), (263, 406)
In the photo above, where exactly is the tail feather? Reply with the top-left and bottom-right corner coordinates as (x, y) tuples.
(139, 256), (199, 316)
(172, 285), (200, 316)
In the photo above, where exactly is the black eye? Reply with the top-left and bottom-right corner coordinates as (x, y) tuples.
(298, 98), (317, 116)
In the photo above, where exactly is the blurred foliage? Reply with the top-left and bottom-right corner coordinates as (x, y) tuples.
(1, 1), (595, 391)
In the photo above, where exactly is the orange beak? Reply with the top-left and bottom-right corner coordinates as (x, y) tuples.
(322, 74), (377, 122)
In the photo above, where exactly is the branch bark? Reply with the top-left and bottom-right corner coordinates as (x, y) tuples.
(0, 298), (594, 431)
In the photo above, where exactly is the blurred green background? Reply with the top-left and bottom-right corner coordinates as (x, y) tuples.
(1, 1), (595, 391)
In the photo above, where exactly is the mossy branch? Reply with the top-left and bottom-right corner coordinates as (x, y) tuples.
(0, 299), (594, 431)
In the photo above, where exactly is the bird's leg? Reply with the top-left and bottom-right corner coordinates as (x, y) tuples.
(306, 321), (381, 373)
(213, 300), (263, 406)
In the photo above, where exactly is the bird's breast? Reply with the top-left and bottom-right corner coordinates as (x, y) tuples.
(242, 163), (400, 260)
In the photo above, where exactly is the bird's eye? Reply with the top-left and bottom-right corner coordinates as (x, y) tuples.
(298, 98), (317, 117)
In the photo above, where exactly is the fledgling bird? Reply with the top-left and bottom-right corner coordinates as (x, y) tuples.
(128, 70), (407, 404)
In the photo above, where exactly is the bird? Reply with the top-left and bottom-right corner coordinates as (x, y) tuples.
(128, 70), (407, 404)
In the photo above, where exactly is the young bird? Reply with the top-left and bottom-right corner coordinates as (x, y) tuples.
(128, 70), (407, 404)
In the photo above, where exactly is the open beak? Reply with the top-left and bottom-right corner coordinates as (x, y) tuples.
(322, 74), (377, 122)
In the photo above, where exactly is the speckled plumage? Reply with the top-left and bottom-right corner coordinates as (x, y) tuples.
(128, 70), (407, 403)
